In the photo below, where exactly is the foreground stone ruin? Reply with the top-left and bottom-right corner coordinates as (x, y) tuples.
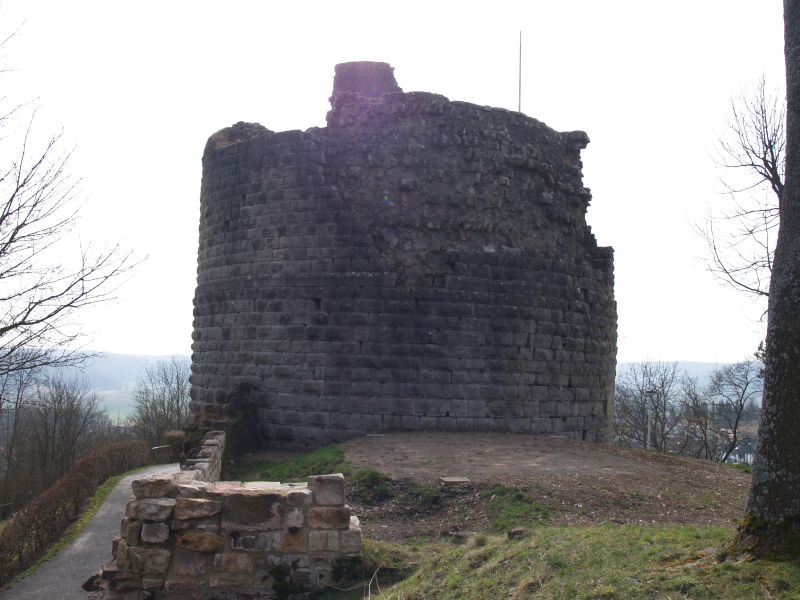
(95, 432), (362, 599)
(190, 61), (617, 449)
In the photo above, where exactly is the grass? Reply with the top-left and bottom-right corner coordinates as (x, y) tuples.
(5, 466), (148, 587)
(487, 484), (550, 531)
(352, 468), (395, 502)
(321, 525), (800, 599)
(229, 444), (351, 482)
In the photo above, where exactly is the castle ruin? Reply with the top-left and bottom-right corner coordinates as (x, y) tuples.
(189, 62), (617, 447)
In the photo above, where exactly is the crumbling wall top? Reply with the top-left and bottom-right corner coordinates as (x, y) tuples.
(331, 61), (402, 100)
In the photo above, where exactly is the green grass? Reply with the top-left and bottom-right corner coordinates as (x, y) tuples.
(729, 463), (753, 474)
(322, 525), (800, 599)
(6, 466), (148, 587)
(487, 484), (550, 531)
(352, 468), (395, 502)
(230, 445), (351, 482)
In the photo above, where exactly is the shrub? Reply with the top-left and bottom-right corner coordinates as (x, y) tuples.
(0, 441), (150, 586)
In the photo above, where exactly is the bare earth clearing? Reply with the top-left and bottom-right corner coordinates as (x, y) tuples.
(339, 432), (749, 540)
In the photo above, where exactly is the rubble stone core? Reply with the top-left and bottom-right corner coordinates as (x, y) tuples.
(190, 61), (617, 448)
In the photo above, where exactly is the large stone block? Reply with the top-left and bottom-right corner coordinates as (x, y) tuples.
(307, 506), (351, 530)
(221, 492), (283, 531)
(127, 546), (172, 575)
(140, 523), (169, 544)
(174, 498), (222, 520)
(129, 498), (176, 522)
(213, 552), (254, 574)
(172, 547), (207, 576)
(132, 477), (177, 499)
(176, 531), (224, 552)
(309, 474), (345, 506)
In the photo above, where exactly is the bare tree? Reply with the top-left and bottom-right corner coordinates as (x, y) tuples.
(130, 358), (191, 447)
(680, 376), (725, 460)
(701, 77), (785, 302)
(614, 362), (684, 453)
(0, 29), (132, 378)
(706, 360), (762, 462)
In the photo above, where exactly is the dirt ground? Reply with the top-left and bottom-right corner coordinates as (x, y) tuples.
(337, 432), (750, 541)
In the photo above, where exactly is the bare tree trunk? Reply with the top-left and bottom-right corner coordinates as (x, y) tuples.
(729, 0), (800, 556)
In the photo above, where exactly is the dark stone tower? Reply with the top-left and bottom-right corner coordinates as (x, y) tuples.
(190, 62), (616, 448)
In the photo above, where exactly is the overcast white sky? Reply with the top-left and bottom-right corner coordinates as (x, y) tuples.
(1, 0), (786, 363)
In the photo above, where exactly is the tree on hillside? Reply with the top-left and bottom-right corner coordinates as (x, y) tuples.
(701, 77), (785, 302)
(614, 362), (683, 452)
(130, 358), (191, 447)
(728, 0), (800, 557)
(706, 361), (762, 462)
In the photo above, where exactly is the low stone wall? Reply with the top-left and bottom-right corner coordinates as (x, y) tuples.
(97, 432), (362, 599)
(182, 430), (226, 483)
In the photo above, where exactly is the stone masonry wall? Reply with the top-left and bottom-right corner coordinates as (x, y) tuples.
(97, 432), (362, 599)
(190, 62), (617, 448)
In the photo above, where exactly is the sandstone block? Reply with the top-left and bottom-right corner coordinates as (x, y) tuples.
(221, 493), (282, 530)
(290, 568), (316, 587)
(230, 531), (281, 552)
(174, 497), (222, 520)
(132, 498), (176, 522)
(210, 574), (252, 588)
(176, 531), (224, 552)
(286, 507), (305, 528)
(127, 546), (171, 575)
(141, 577), (164, 590)
(341, 528), (362, 554)
(140, 522), (169, 544)
(281, 528), (307, 553)
(308, 474), (345, 506)
(170, 516), (220, 531)
(132, 477), (177, 499)
(286, 488), (313, 506)
(308, 530), (339, 552)
(307, 506), (351, 529)
(172, 547), (207, 576)
(213, 552), (254, 574)
(164, 580), (204, 591)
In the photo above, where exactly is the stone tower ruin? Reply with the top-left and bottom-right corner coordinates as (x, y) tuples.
(189, 62), (617, 448)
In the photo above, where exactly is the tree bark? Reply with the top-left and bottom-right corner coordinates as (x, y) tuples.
(730, 0), (800, 557)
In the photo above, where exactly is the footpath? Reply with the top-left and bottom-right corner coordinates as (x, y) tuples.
(0, 463), (179, 600)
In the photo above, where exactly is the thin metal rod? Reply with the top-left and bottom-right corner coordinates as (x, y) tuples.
(518, 31), (522, 113)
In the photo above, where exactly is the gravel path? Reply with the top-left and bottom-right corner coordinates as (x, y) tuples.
(0, 463), (179, 600)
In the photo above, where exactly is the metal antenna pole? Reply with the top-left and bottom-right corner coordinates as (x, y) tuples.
(518, 31), (522, 113)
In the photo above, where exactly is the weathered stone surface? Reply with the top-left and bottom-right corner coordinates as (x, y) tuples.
(164, 579), (204, 591)
(308, 530), (339, 552)
(132, 477), (177, 499)
(221, 493), (282, 530)
(213, 552), (254, 574)
(141, 577), (164, 590)
(172, 547), (207, 576)
(140, 522), (169, 544)
(307, 506), (351, 530)
(176, 531), (224, 552)
(170, 516), (220, 531)
(210, 574), (253, 588)
(341, 518), (362, 554)
(188, 61), (616, 449)
(285, 507), (304, 528)
(174, 497), (222, 520)
(309, 474), (345, 506)
(131, 498), (176, 522)
(127, 547), (171, 575)
(281, 528), (307, 553)
(230, 531), (281, 552)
